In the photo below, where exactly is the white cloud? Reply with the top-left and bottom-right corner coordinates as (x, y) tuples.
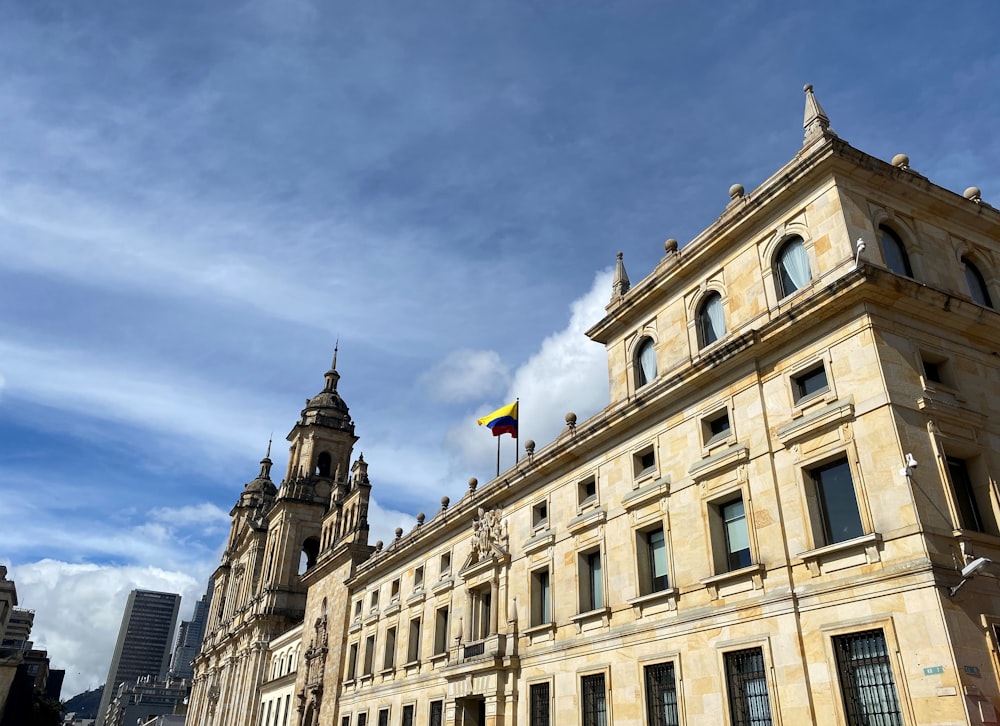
(4, 559), (208, 699)
(149, 503), (232, 529)
(419, 349), (510, 404)
(446, 269), (612, 474)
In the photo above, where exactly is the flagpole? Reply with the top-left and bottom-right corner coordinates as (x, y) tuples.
(515, 397), (520, 463)
(496, 434), (501, 478)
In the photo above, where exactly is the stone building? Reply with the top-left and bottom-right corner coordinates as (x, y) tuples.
(189, 86), (1000, 726)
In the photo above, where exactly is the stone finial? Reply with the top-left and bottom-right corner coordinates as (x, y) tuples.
(964, 187), (982, 203)
(565, 412), (577, 430)
(394, 527), (403, 539)
(611, 251), (630, 300)
(803, 83), (834, 144)
(374, 540), (383, 551)
(891, 154), (910, 169)
(728, 183), (745, 201)
(524, 439), (535, 455)
(664, 239), (678, 255)
(468, 477), (478, 493)
(416, 512), (425, 525)
(441, 496), (450, 511)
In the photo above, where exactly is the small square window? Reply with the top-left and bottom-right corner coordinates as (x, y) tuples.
(578, 476), (598, 507)
(792, 364), (828, 404)
(920, 352), (952, 388)
(634, 447), (656, 480)
(703, 409), (731, 447)
(532, 500), (549, 529)
(440, 552), (451, 577)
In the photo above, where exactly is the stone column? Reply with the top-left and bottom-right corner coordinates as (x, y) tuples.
(489, 576), (499, 635)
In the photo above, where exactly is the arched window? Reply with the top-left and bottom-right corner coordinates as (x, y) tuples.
(776, 236), (811, 298)
(316, 451), (332, 477)
(963, 257), (994, 308)
(635, 337), (657, 388)
(879, 226), (913, 277)
(299, 537), (320, 575)
(697, 292), (726, 348)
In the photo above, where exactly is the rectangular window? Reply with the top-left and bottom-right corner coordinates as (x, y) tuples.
(390, 579), (400, 602)
(347, 642), (359, 680)
(947, 456), (985, 532)
(429, 701), (443, 726)
(703, 410), (731, 447)
(434, 606), (450, 654)
(353, 600), (363, 619)
(383, 626), (396, 670)
(637, 526), (669, 595)
(532, 500), (549, 529)
(283, 695), (290, 726)
(407, 617), (421, 663)
(342, 717), (350, 726)
(377, 709), (389, 726)
(401, 705), (414, 726)
(470, 587), (492, 640)
(363, 634), (376, 675)
(370, 590), (379, 612)
(810, 458), (864, 545)
(724, 648), (772, 726)
(644, 661), (679, 726)
(414, 566), (424, 591)
(357, 714), (367, 726)
(440, 552), (452, 576)
(579, 549), (604, 612)
(530, 568), (551, 626)
(634, 447), (656, 480)
(833, 630), (903, 726)
(581, 673), (608, 726)
(530, 682), (551, 726)
(792, 364), (828, 403)
(579, 476), (598, 506)
(721, 497), (751, 571)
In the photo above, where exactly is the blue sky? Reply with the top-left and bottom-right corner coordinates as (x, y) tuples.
(2, 1), (998, 698)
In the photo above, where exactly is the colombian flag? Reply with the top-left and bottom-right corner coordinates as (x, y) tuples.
(477, 401), (518, 438)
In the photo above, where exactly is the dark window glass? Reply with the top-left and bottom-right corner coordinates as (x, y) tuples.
(833, 630), (903, 726)
(377, 709), (388, 726)
(401, 706), (414, 726)
(645, 528), (669, 593)
(793, 365), (828, 402)
(947, 456), (984, 532)
(725, 648), (772, 726)
(922, 359), (942, 384)
(581, 673), (607, 726)
(429, 701), (443, 726)
(879, 226), (913, 277)
(722, 498), (751, 571)
(963, 257), (994, 308)
(357, 714), (367, 726)
(812, 459), (864, 545)
(530, 682), (551, 726)
(644, 661), (679, 726)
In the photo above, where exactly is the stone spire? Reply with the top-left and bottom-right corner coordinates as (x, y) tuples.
(611, 251), (630, 301)
(803, 83), (834, 145)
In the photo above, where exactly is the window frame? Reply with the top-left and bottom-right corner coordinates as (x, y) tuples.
(643, 660), (680, 726)
(405, 616), (421, 664)
(702, 407), (733, 450)
(635, 336), (658, 388)
(791, 362), (830, 406)
(633, 445), (657, 482)
(832, 629), (905, 726)
(946, 455), (987, 533)
(708, 493), (754, 575)
(433, 605), (450, 655)
(805, 456), (866, 548)
(530, 566), (552, 627)
(962, 255), (994, 309)
(723, 646), (774, 726)
(636, 523), (670, 596)
(578, 547), (605, 613)
(775, 235), (812, 299)
(382, 625), (396, 671)
(528, 679), (552, 726)
(580, 671), (609, 726)
(878, 225), (914, 278)
(697, 290), (727, 348)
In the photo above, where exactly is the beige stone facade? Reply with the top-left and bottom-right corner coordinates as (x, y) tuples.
(190, 87), (1000, 726)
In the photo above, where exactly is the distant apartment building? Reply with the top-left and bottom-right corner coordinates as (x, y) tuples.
(169, 584), (212, 680)
(97, 590), (180, 726)
(102, 674), (189, 726)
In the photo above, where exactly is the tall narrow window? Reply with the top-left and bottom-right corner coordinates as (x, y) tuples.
(878, 226), (913, 277)
(401, 705), (414, 726)
(636, 337), (657, 387)
(833, 630), (903, 726)
(406, 617), (421, 663)
(429, 701), (443, 726)
(357, 714), (367, 726)
(377, 709), (389, 726)
(581, 673), (608, 726)
(811, 459), (864, 545)
(721, 498), (751, 571)
(530, 682), (551, 726)
(342, 715), (350, 726)
(698, 291), (726, 347)
(382, 626), (396, 670)
(776, 236), (811, 297)
(725, 648), (772, 726)
(947, 456), (985, 532)
(644, 661), (679, 726)
(531, 568), (551, 626)
(638, 526), (669, 595)
(963, 257), (994, 308)
(283, 695), (290, 726)
(434, 606), (449, 655)
(580, 549), (604, 612)
(362, 634), (375, 675)
(347, 642), (359, 680)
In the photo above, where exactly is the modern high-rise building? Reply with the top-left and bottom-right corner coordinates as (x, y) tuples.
(97, 590), (180, 726)
(169, 583), (212, 680)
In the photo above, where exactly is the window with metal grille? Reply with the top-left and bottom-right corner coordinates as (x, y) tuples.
(644, 661), (679, 726)
(429, 701), (443, 726)
(833, 630), (903, 726)
(377, 709), (389, 726)
(401, 705), (414, 726)
(530, 682), (550, 726)
(724, 648), (772, 726)
(581, 673), (608, 726)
